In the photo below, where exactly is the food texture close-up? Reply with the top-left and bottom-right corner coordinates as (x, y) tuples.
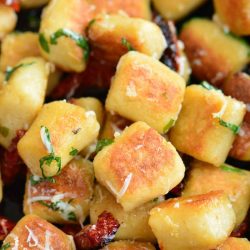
(0, 0), (249, 249)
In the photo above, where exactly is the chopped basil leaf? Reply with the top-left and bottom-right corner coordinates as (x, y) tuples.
(69, 147), (78, 156)
(38, 200), (61, 211)
(68, 211), (77, 221)
(5, 62), (34, 81)
(39, 153), (61, 178)
(200, 81), (222, 93)
(121, 37), (135, 51)
(86, 19), (96, 33)
(0, 243), (10, 250)
(218, 118), (240, 134)
(163, 119), (175, 134)
(96, 139), (114, 153)
(40, 126), (54, 154)
(39, 33), (50, 53)
(0, 126), (9, 137)
(30, 175), (55, 186)
(220, 164), (242, 173)
(50, 28), (90, 61)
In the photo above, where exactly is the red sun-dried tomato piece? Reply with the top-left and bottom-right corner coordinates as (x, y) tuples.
(0, 216), (16, 240)
(0, 0), (20, 11)
(0, 129), (26, 185)
(74, 211), (120, 250)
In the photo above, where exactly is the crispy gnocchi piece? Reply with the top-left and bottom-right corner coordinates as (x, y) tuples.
(3, 214), (75, 249)
(89, 0), (151, 20)
(182, 160), (250, 228)
(90, 184), (160, 242)
(106, 52), (186, 134)
(39, 0), (92, 72)
(152, 0), (206, 21)
(0, 4), (17, 40)
(149, 191), (236, 250)
(93, 121), (185, 211)
(214, 0), (250, 36)
(100, 112), (132, 139)
(17, 101), (100, 177)
(0, 57), (49, 149)
(223, 72), (250, 123)
(229, 121), (250, 161)
(20, 0), (49, 8)
(70, 97), (104, 126)
(23, 158), (94, 225)
(180, 19), (250, 86)
(0, 32), (40, 72)
(215, 237), (250, 250)
(170, 85), (246, 166)
(88, 14), (166, 62)
(101, 240), (156, 250)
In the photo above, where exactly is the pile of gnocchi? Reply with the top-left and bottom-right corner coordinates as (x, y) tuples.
(0, 0), (249, 249)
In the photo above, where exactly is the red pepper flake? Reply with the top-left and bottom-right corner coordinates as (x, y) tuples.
(0, 0), (20, 12)
(0, 216), (16, 241)
(0, 129), (26, 185)
(74, 211), (120, 250)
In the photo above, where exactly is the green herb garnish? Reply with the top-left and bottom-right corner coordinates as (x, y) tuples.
(218, 118), (240, 134)
(30, 175), (55, 186)
(38, 200), (61, 211)
(95, 139), (114, 153)
(5, 62), (34, 81)
(0, 243), (10, 250)
(39, 153), (61, 178)
(163, 119), (175, 134)
(121, 37), (135, 51)
(50, 28), (90, 61)
(67, 211), (77, 221)
(39, 33), (50, 53)
(86, 19), (96, 33)
(0, 126), (9, 137)
(200, 81), (222, 93)
(220, 164), (242, 173)
(69, 147), (79, 156)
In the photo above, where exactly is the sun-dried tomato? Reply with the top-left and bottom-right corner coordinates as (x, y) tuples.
(231, 218), (249, 238)
(0, 129), (26, 185)
(153, 15), (180, 72)
(60, 224), (82, 236)
(0, 216), (16, 240)
(0, 0), (20, 11)
(74, 211), (120, 250)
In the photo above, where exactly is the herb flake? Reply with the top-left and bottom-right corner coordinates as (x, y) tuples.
(39, 33), (50, 53)
(0, 243), (10, 250)
(69, 147), (78, 156)
(163, 119), (175, 133)
(50, 28), (90, 61)
(30, 175), (55, 186)
(200, 81), (222, 93)
(0, 126), (9, 137)
(121, 37), (135, 51)
(5, 62), (34, 81)
(96, 139), (114, 153)
(39, 153), (61, 178)
(220, 164), (242, 173)
(218, 118), (240, 134)
(68, 211), (77, 221)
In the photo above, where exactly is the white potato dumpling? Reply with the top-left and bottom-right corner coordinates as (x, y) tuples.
(152, 0), (206, 21)
(39, 0), (92, 72)
(101, 240), (156, 250)
(3, 214), (75, 249)
(21, 0), (50, 8)
(70, 97), (104, 126)
(182, 160), (250, 228)
(90, 184), (160, 242)
(24, 158), (94, 225)
(88, 14), (166, 62)
(106, 52), (186, 134)
(17, 101), (100, 177)
(93, 121), (185, 211)
(149, 191), (236, 250)
(0, 4), (17, 40)
(170, 85), (246, 166)
(216, 237), (250, 250)
(0, 57), (49, 149)
(0, 32), (41, 72)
